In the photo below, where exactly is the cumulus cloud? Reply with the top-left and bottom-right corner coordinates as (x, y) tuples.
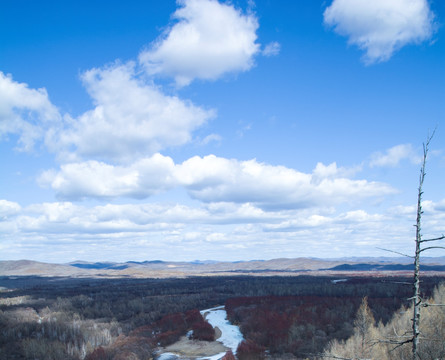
(1, 65), (214, 163)
(312, 162), (361, 180)
(0, 72), (61, 151)
(39, 153), (177, 200)
(0, 200), (21, 219)
(177, 155), (394, 209)
(370, 144), (420, 167)
(323, 0), (436, 63)
(8, 201), (275, 235)
(19, 202), (180, 233)
(48, 63), (214, 162)
(41, 154), (395, 208)
(139, 0), (260, 86)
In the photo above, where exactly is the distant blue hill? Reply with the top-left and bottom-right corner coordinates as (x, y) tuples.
(70, 262), (129, 270)
(126, 260), (166, 265)
(191, 260), (219, 265)
(327, 263), (445, 272)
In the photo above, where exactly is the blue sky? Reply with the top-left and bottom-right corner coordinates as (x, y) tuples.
(0, 0), (444, 263)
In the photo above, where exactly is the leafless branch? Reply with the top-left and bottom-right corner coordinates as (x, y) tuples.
(419, 235), (445, 243)
(421, 302), (445, 308)
(371, 336), (414, 352)
(419, 246), (445, 253)
(387, 326), (413, 341)
(391, 338), (414, 352)
(376, 247), (413, 259)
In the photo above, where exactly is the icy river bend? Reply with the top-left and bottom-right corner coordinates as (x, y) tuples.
(158, 306), (244, 360)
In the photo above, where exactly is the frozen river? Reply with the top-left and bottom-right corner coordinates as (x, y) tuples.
(157, 306), (244, 360)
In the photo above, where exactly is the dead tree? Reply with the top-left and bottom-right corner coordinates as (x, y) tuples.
(320, 133), (445, 360)
(375, 132), (444, 359)
(410, 131), (445, 360)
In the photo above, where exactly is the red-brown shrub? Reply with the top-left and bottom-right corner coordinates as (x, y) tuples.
(192, 319), (215, 341)
(185, 309), (203, 328)
(237, 339), (265, 360)
(157, 313), (187, 333)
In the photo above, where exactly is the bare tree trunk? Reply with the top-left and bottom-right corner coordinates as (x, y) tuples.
(412, 134), (431, 360)
(412, 174), (422, 359)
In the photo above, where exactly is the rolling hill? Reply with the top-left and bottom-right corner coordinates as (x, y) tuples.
(1, 257), (445, 278)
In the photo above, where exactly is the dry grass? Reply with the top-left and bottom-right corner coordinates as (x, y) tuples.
(161, 334), (227, 358)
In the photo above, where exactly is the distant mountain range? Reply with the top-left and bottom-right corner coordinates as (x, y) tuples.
(1, 257), (445, 278)
(326, 263), (445, 272)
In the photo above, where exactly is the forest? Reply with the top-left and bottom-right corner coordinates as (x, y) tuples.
(0, 275), (443, 359)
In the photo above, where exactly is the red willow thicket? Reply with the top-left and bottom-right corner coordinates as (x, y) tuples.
(236, 339), (266, 360)
(85, 308), (214, 360)
(226, 294), (405, 357)
(132, 308), (214, 345)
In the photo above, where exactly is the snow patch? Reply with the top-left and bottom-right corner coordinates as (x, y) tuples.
(157, 353), (178, 360)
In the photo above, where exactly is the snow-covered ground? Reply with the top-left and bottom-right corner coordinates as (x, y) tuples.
(157, 306), (244, 360)
(157, 353), (181, 360)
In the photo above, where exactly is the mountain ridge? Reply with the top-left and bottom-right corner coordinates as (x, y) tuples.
(1, 257), (445, 278)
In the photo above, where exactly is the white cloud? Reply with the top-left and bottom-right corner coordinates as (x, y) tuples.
(1, 65), (214, 162)
(0, 200), (21, 219)
(370, 144), (420, 167)
(199, 133), (222, 145)
(139, 0), (260, 86)
(40, 154), (394, 208)
(338, 209), (384, 223)
(262, 41), (281, 57)
(312, 161), (361, 180)
(6, 201), (274, 236)
(324, 0), (436, 64)
(264, 214), (332, 232)
(3, 197), (444, 262)
(264, 209), (385, 233)
(48, 63), (215, 162)
(177, 156), (394, 209)
(39, 153), (177, 200)
(0, 72), (61, 151)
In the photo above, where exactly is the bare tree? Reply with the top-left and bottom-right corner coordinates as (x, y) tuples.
(410, 131), (445, 359)
(322, 132), (445, 360)
(382, 131), (445, 359)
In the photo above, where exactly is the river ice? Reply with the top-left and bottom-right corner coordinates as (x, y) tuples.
(157, 306), (244, 360)
(200, 306), (244, 356)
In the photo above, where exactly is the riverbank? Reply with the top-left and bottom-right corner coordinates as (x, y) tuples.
(161, 335), (227, 359)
